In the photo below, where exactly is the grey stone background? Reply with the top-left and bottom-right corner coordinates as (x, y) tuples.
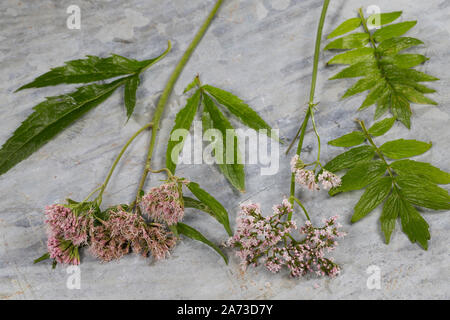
(0, 0), (448, 299)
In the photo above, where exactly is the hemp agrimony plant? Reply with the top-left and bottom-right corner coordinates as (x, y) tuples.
(227, 0), (346, 278)
(166, 75), (277, 192)
(4, 0), (237, 267)
(325, 10), (439, 128)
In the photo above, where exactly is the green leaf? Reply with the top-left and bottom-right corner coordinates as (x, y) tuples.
(390, 93), (412, 129)
(395, 188), (430, 249)
(327, 17), (362, 39)
(183, 76), (200, 94)
(16, 43), (171, 91)
(124, 75), (140, 120)
(342, 77), (378, 98)
(393, 84), (438, 105)
(328, 131), (366, 147)
(324, 145), (375, 173)
(329, 60), (378, 80)
(0, 79), (125, 176)
(177, 222), (228, 264)
(202, 94), (245, 192)
(377, 37), (424, 56)
(383, 54), (428, 69)
(202, 85), (277, 141)
(379, 189), (399, 244)
(367, 11), (402, 27)
(165, 89), (201, 173)
(352, 176), (392, 222)
(359, 82), (388, 110)
(33, 252), (50, 264)
(324, 33), (370, 50)
(391, 160), (450, 184)
(395, 175), (450, 210)
(367, 117), (396, 136)
(328, 47), (375, 65)
(330, 160), (387, 195)
(186, 182), (232, 236)
(373, 21), (417, 43)
(379, 139), (432, 159)
(384, 64), (439, 82)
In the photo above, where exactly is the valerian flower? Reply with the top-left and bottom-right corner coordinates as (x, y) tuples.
(290, 156), (341, 191)
(227, 200), (345, 278)
(141, 178), (187, 225)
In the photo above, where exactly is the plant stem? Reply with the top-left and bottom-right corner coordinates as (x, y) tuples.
(134, 0), (224, 208)
(97, 122), (153, 205)
(357, 119), (395, 178)
(290, 196), (311, 221)
(288, 0), (330, 220)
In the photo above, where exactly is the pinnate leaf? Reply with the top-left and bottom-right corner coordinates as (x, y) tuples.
(352, 176), (392, 222)
(367, 11), (402, 27)
(373, 21), (417, 43)
(367, 117), (396, 136)
(324, 33), (369, 50)
(124, 75), (140, 120)
(324, 145), (375, 173)
(391, 160), (450, 184)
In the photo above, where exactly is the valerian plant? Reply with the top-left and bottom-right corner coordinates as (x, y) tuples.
(325, 10), (439, 128)
(19, 0), (236, 267)
(227, 0), (347, 279)
(325, 118), (450, 249)
(166, 75), (277, 192)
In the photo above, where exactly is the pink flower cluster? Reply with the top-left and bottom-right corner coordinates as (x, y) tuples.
(291, 155), (341, 191)
(141, 180), (186, 225)
(44, 204), (91, 265)
(227, 200), (345, 278)
(89, 208), (176, 262)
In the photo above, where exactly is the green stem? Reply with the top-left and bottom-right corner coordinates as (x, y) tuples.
(134, 0), (224, 208)
(357, 119), (395, 178)
(97, 122), (153, 205)
(288, 0), (330, 220)
(290, 196), (311, 221)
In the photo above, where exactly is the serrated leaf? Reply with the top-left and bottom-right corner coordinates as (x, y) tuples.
(166, 89), (201, 173)
(17, 43), (171, 91)
(384, 64), (439, 82)
(328, 47), (375, 65)
(367, 11), (402, 27)
(202, 85), (277, 141)
(183, 76), (200, 94)
(328, 131), (366, 147)
(391, 160), (450, 184)
(330, 60), (378, 80)
(395, 188), (430, 249)
(390, 94), (412, 128)
(186, 182), (232, 236)
(393, 84), (438, 105)
(373, 21), (417, 43)
(367, 117), (396, 136)
(330, 160), (387, 195)
(395, 175), (450, 210)
(377, 37), (424, 56)
(177, 222), (228, 264)
(380, 139), (431, 159)
(327, 17), (362, 39)
(0, 79), (125, 176)
(359, 82), (388, 110)
(324, 145), (375, 173)
(202, 94), (245, 192)
(374, 91), (391, 119)
(383, 54), (428, 69)
(352, 176), (392, 222)
(124, 75), (140, 120)
(324, 33), (370, 50)
(380, 189), (399, 244)
(342, 77), (378, 98)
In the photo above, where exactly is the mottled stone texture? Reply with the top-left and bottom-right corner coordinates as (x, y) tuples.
(0, 0), (448, 299)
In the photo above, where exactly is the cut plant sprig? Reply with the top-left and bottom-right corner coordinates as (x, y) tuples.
(0, 42), (171, 177)
(165, 75), (278, 192)
(325, 118), (450, 249)
(287, 0), (331, 221)
(325, 8), (439, 128)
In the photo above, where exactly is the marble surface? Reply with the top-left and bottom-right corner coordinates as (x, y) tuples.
(0, 0), (449, 299)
